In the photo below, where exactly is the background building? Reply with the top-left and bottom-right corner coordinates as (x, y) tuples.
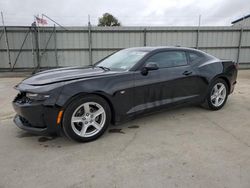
(232, 14), (250, 27)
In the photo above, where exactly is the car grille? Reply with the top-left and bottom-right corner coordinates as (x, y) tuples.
(19, 116), (46, 128)
(19, 116), (31, 125)
(14, 92), (32, 104)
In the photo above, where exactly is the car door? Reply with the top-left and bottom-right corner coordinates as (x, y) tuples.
(129, 50), (202, 115)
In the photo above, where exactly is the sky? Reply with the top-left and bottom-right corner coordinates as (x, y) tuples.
(0, 0), (249, 26)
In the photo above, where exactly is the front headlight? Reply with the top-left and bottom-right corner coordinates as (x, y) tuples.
(26, 92), (50, 101)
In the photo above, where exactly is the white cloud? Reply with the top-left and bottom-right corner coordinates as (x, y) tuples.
(0, 0), (248, 26)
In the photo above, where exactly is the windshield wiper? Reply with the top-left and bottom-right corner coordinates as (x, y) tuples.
(94, 66), (110, 71)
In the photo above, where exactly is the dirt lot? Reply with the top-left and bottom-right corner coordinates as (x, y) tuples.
(0, 70), (250, 188)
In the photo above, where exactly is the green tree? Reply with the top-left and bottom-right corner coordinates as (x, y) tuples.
(98, 13), (121, 26)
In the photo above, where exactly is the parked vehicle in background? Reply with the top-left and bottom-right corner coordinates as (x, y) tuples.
(12, 47), (238, 142)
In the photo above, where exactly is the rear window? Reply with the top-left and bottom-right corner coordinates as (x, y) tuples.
(188, 52), (204, 63)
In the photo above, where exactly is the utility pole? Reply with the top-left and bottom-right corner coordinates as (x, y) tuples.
(237, 14), (245, 65)
(1, 11), (11, 69)
(32, 19), (41, 71)
(53, 24), (58, 67)
(35, 15), (41, 70)
(198, 15), (201, 27)
(88, 15), (92, 65)
(196, 15), (201, 49)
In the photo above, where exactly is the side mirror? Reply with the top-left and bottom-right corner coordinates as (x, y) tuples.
(141, 62), (159, 75)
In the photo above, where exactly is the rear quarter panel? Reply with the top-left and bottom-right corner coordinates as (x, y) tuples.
(196, 59), (237, 97)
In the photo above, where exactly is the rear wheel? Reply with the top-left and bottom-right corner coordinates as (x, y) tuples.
(203, 79), (228, 110)
(62, 95), (111, 142)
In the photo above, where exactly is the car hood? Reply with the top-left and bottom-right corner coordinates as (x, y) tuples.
(22, 67), (120, 86)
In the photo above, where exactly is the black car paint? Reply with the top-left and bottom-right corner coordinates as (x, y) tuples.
(12, 47), (237, 135)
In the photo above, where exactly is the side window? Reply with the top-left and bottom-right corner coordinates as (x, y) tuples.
(188, 52), (203, 63)
(145, 51), (188, 68)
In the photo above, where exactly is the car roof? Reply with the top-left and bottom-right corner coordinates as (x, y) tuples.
(126, 46), (203, 53)
(126, 46), (216, 61)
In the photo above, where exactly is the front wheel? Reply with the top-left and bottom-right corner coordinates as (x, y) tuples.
(203, 79), (229, 110)
(62, 95), (111, 142)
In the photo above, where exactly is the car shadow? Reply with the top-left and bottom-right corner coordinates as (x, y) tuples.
(15, 104), (208, 145)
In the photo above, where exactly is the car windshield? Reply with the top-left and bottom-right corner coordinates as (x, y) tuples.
(96, 49), (148, 71)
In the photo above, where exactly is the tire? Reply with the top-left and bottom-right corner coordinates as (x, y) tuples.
(202, 78), (229, 111)
(62, 94), (111, 142)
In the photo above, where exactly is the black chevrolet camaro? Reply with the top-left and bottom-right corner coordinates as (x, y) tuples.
(13, 47), (238, 142)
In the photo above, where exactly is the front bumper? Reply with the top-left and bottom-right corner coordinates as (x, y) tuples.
(12, 100), (61, 135)
(14, 115), (48, 134)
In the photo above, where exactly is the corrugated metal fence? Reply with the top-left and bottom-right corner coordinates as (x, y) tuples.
(0, 26), (250, 70)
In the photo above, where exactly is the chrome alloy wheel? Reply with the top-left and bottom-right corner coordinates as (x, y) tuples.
(71, 102), (106, 138)
(210, 83), (227, 107)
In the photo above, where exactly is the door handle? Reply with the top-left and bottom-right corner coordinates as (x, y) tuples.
(183, 70), (192, 76)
